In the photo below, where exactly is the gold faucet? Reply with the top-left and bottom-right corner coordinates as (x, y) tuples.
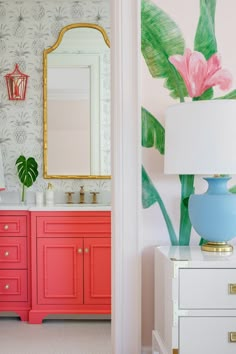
(90, 191), (99, 204)
(79, 186), (85, 204)
(65, 192), (74, 204)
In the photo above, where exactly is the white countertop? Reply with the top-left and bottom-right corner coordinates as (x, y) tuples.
(0, 203), (111, 211)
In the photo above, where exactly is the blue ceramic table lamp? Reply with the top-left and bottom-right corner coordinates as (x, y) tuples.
(164, 100), (236, 252)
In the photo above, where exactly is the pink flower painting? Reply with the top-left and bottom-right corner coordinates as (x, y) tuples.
(169, 48), (233, 98)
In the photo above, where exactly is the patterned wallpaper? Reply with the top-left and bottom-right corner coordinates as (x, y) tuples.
(0, 0), (111, 202)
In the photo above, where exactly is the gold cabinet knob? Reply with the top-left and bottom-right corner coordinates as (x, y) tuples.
(4, 225), (9, 230)
(4, 251), (9, 257)
(77, 248), (83, 254)
(84, 248), (89, 253)
(4, 284), (9, 289)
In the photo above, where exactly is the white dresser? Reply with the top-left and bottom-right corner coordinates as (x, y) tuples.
(153, 246), (236, 354)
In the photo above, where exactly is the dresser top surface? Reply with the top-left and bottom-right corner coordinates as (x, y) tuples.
(156, 246), (236, 267)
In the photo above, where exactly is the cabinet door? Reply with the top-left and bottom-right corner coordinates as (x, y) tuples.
(84, 237), (111, 304)
(37, 238), (83, 305)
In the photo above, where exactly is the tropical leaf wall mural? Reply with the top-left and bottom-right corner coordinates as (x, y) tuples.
(141, 0), (236, 245)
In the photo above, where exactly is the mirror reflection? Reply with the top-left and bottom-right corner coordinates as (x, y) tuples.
(43, 23), (111, 179)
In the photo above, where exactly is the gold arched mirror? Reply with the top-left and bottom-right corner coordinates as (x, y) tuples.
(43, 23), (111, 179)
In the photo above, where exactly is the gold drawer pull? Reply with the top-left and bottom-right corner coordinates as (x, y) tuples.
(229, 332), (236, 342)
(84, 248), (89, 253)
(229, 284), (236, 294)
(77, 248), (83, 254)
(4, 284), (9, 290)
(4, 251), (9, 257)
(4, 225), (9, 230)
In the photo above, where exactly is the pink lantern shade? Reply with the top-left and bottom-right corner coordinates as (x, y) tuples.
(5, 64), (29, 100)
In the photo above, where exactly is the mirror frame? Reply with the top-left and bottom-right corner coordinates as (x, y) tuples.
(43, 23), (111, 179)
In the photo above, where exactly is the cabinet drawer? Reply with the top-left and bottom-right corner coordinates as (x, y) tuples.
(0, 270), (27, 302)
(0, 237), (27, 269)
(0, 216), (27, 236)
(36, 215), (111, 237)
(179, 268), (236, 309)
(180, 317), (236, 354)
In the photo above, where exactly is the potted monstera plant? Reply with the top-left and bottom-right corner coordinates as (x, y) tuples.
(16, 155), (39, 203)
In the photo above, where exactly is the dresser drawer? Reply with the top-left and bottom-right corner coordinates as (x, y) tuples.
(36, 215), (111, 237)
(179, 268), (236, 309)
(180, 317), (236, 354)
(0, 269), (28, 302)
(0, 216), (27, 237)
(0, 237), (27, 269)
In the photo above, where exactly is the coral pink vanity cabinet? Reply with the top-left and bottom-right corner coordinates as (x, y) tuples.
(29, 210), (111, 324)
(0, 210), (31, 321)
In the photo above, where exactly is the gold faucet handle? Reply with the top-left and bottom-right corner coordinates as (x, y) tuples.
(65, 192), (74, 204)
(79, 186), (85, 204)
(80, 186), (84, 194)
(90, 191), (100, 204)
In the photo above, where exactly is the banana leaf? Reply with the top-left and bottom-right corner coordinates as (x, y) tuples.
(179, 175), (195, 245)
(142, 166), (178, 245)
(215, 90), (236, 100)
(194, 0), (217, 60)
(141, 107), (165, 154)
(193, 88), (213, 101)
(141, 0), (187, 100)
(229, 185), (236, 193)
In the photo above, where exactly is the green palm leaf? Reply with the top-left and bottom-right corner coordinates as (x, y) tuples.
(141, 107), (165, 154)
(194, 0), (217, 59)
(141, 0), (187, 100)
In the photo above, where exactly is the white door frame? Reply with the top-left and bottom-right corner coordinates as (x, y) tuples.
(111, 0), (142, 353)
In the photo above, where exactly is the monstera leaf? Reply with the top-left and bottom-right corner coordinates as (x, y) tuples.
(16, 155), (39, 202)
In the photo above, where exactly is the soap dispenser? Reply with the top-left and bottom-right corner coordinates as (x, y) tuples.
(46, 183), (54, 206)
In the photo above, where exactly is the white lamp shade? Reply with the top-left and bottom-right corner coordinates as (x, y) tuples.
(0, 146), (5, 190)
(164, 100), (236, 175)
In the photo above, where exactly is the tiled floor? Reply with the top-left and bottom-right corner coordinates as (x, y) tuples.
(0, 317), (112, 354)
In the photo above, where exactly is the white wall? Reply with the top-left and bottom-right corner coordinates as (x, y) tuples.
(141, 0), (236, 346)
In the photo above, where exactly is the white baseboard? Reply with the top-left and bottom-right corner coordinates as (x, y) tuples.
(142, 346), (152, 354)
